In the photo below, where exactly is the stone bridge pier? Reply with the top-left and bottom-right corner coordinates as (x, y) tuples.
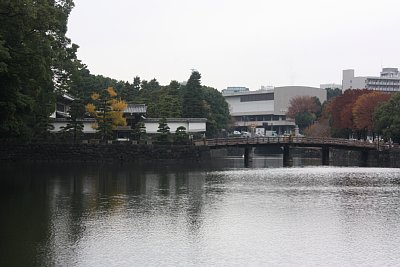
(244, 146), (254, 167)
(283, 145), (332, 167)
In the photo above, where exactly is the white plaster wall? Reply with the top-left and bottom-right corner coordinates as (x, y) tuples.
(51, 121), (96, 133)
(83, 122), (97, 133)
(51, 122), (66, 132)
(188, 122), (206, 132)
(144, 121), (206, 133)
(144, 122), (159, 133)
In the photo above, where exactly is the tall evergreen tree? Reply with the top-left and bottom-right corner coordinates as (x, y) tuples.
(202, 86), (230, 137)
(182, 71), (206, 118)
(0, 0), (77, 142)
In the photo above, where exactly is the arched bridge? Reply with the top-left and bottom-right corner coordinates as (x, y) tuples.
(194, 136), (392, 167)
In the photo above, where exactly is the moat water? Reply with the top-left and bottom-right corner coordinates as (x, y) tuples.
(1, 157), (400, 266)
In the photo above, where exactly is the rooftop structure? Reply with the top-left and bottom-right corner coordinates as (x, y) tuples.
(123, 104), (147, 115)
(221, 86), (250, 95)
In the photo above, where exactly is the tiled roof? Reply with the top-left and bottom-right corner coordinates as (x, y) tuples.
(123, 104), (147, 114)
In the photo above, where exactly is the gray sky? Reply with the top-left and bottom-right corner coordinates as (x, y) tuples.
(67, 0), (400, 90)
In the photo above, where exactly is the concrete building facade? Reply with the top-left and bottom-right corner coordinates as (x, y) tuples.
(223, 86), (327, 135)
(342, 68), (400, 92)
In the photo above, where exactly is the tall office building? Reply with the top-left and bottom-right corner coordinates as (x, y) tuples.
(342, 68), (400, 92)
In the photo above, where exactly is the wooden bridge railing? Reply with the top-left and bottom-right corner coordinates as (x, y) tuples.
(194, 136), (397, 150)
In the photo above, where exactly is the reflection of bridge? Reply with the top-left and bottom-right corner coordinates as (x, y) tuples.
(195, 137), (388, 167)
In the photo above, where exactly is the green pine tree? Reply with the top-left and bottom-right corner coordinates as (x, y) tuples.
(157, 118), (170, 143)
(182, 71), (206, 118)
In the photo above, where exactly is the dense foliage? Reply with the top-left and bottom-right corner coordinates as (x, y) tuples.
(59, 100), (85, 143)
(156, 117), (170, 143)
(286, 96), (321, 132)
(304, 89), (397, 141)
(352, 92), (391, 132)
(300, 89), (393, 140)
(85, 87), (127, 141)
(68, 69), (230, 137)
(374, 93), (400, 142)
(326, 88), (342, 100)
(0, 0), (78, 141)
(182, 71), (206, 118)
(329, 89), (393, 139)
(0, 1), (231, 141)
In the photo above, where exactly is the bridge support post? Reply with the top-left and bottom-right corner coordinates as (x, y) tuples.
(283, 145), (292, 167)
(244, 146), (253, 167)
(361, 149), (369, 167)
(322, 146), (330, 166)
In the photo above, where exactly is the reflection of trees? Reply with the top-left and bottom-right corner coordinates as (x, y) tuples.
(0, 162), (220, 265)
(0, 164), (52, 266)
(185, 173), (205, 233)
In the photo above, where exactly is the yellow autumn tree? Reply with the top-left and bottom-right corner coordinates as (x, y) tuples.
(85, 87), (127, 141)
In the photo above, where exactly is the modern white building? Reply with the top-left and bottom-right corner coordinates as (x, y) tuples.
(223, 86), (327, 135)
(342, 68), (400, 92)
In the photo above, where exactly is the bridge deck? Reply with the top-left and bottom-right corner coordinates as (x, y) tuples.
(195, 137), (395, 150)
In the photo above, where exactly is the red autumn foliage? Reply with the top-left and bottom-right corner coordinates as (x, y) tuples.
(304, 119), (331, 137)
(286, 96), (320, 118)
(305, 101), (333, 137)
(330, 89), (370, 130)
(352, 92), (391, 131)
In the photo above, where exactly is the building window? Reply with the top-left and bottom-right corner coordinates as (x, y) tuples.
(240, 93), (274, 102)
(263, 115), (272, 121)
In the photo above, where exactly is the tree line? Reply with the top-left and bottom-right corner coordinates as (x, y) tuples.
(0, 1), (230, 143)
(291, 89), (400, 143)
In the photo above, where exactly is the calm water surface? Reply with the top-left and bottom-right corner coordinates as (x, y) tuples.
(1, 158), (400, 266)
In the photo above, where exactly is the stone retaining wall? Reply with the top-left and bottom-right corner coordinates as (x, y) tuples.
(330, 148), (400, 167)
(0, 144), (211, 162)
(366, 150), (400, 168)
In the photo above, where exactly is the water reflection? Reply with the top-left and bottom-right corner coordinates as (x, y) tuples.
(0, 163), (210, 266)
(1, 163), (400, 266)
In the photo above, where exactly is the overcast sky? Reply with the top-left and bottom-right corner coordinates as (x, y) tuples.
(67, 0), (400, 90)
